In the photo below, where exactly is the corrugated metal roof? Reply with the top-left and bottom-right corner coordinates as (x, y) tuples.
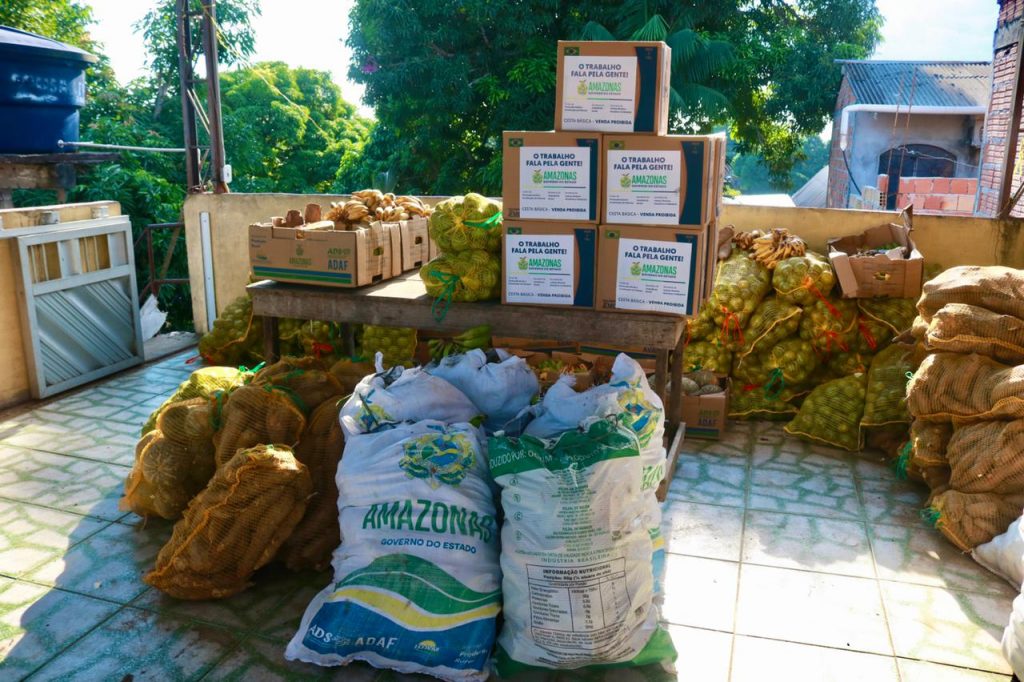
(838, 60), (991, 107)
(791, 166), (829, 208)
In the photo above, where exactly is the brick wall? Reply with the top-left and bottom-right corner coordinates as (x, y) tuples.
(978, 0), (1024, 215)
(897, 177), (979, 216)
(827, 79), (857, 208)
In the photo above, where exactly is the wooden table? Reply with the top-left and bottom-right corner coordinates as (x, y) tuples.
(247, 274), (688, 498)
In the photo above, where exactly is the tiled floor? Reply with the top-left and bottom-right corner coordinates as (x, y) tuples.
(0, 352), (1016, 680)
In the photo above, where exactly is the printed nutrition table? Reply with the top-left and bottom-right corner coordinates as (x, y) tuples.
(527, 559), (630, 651)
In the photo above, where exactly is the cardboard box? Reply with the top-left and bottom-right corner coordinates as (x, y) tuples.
(555, 40), (670, 135)
(249, 220), (402, 288)
(827, 211), (923, 299)
(393, 217), (431, 271)
(680, 375), (730, 440)
(597, 224), (705, 316)
(502, 221), (597, 308)
(602, 135), (713, 226)
(502, 131), (601, 223)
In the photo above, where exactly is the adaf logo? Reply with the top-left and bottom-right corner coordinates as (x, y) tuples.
(531, 169), (543, 184)
(619, 173), (632, 189)
(630, 261), (642, 276)
(517, 256), (529, 271)
(415, 639), (440, 654)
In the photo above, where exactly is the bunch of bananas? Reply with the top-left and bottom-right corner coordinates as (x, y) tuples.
(737, 228), (807, 270)
(426, 324), (492, 362)
(325, 190), (432, 229)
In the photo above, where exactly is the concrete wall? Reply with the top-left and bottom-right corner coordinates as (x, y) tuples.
(185, 192), (1024, 335)
(0, 201), (122, 409)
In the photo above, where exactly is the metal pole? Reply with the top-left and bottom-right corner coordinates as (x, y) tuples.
(176, 0), (202, 191)
(200, 0), (229, 194)
(999, 36), (1024, 218)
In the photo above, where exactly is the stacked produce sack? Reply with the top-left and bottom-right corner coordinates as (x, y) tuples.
(686, 235), (917, 451)
(122, 355), (369, 595)
(420, 193), (503, 319)
(903, 266), (1024, 551)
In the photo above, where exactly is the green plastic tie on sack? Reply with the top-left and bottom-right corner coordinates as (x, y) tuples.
(763, 367), (785, 399)
(210, 390), (226, 431)
(429, 270), (460, 323)
(920, 506), (941, 528)
(893, 441), (912, 480)
(905, 370), (914, 384)
(463, 211), (502, 229)
(263, 383), (308, 415)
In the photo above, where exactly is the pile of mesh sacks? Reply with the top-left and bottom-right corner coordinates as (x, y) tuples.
(686, 244), (918, 452)
(900, 266), (1024, 551)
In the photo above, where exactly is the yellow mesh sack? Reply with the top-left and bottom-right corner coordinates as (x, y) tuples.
(946, 420), (1024, 495)
(361, 325), (419, 368)
(197, 295), (263, 366)
(728, 387), (798, 421)
(708, 250), (772, 345)
(858, 298), (917, 336)
(850, 315), (893, 355)
(121, 398), (219, 520)
(141, 367), (247, 436)
(926, 303), (1024, 365)
(909, 419), (953, 468)
(927, 489), (1024, 551)
(799, 298), (859, 354)
(918, 265), (1024, 323)
(861, 344), (913, 427)
(279, 397), (345, 572)
(907, 352), (1024, 423)
(772, 252), (836, 306)
(784, 373), (867, 451)
(144, 444), (312, 600)
(686, 306), (716, 343)
(732, 298), (802, 357)
(212, 385), (307, 468)
(682, 339), (732, 374)
(252, 357), (342, 414)
(826, 350), (872, 378)
(732, 337), (818, 388)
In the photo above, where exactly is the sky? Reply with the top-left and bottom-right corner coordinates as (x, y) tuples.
(85, 0), (999, 119)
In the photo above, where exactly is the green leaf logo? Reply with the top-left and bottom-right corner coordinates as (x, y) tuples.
(620, 174), (632, 188)
(531, 169), (543, 184)
(577, 80), (587, 96)
(518, 256), (529, 271)
(296, 244), (304, 257)
(630, 261), (642, 276)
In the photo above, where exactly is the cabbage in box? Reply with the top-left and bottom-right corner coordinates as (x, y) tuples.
(502, 131), (600, 222)
(502, 221), (596, 308)
(603, 135), (714, 226)
(597, 224), (705, 316)
(555, 40), (670, 134)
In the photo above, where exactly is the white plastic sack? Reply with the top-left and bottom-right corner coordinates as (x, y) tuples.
(488, 417), (676, 675)
(428, 349), (539, 432)
(974, 513), (1024, 589)
(339, 364), (480, 437)
(286, 420), (500, 681)
(1004, 589), (1024, 678)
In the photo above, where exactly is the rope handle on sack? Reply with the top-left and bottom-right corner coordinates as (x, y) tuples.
(763, 368), (785, 399)
(821, 330), (850, 354)
(463, 211), (502, 229)
(429, 270), (460, 323)
(311, 341), (334, 358)
(803, 275), (842, 319)
(719, 306), (744, 347)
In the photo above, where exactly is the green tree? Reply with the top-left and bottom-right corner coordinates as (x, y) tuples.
(731, 135), (831, 194)
(346, 0), (880, 193)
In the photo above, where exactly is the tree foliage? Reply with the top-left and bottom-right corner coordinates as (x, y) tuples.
(347, 0), (880, 193)
(730, 135), (831, 195)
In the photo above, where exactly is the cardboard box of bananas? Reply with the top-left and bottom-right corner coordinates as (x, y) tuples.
(325, 190), (432, 228)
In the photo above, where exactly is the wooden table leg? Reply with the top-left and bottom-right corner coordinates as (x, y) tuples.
(262, 316), (280, 363)
(668, 330), (685, 429)
(654, 349), (668, 405)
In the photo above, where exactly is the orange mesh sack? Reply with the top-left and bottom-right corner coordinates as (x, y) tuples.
(928, 489), (1024, 551)
(732, 298), (802, 357)
(279, 397), (344, 572)
(141, 366), (247, 436)
(926, 303), (1024, 365)
(213, 385), (307, 468)
(861, 344), (913, 427)
(252, 357), (342, 412)
(907, 352), (1024, 423)
(121, 398), (219, 520)
(947, 420), (1024, 495)
(784, 373), (867, 451)
(145, 444), (312, 600)
(917, 265), (1024, 323)
(909, 419), (953, 468)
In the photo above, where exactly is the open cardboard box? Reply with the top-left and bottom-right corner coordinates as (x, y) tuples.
(827, 209), (923, 299)
(679, 374), (730, 440)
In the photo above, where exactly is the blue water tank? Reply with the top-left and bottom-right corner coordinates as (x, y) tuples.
(0, 26), (97, 154)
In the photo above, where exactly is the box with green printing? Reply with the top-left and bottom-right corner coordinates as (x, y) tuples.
(502, 221), (597, 309)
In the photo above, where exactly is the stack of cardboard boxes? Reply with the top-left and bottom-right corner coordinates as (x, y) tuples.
(501, 40), (726, 319)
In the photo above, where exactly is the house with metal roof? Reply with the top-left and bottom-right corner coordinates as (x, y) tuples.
(826, 60), (991, 214)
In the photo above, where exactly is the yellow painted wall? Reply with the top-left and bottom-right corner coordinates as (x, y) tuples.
(0, 201), (122, 408)
(185, 194), (1024, 333)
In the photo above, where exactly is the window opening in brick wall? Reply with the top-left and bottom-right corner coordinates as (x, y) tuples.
(878, 144), (956, 209)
